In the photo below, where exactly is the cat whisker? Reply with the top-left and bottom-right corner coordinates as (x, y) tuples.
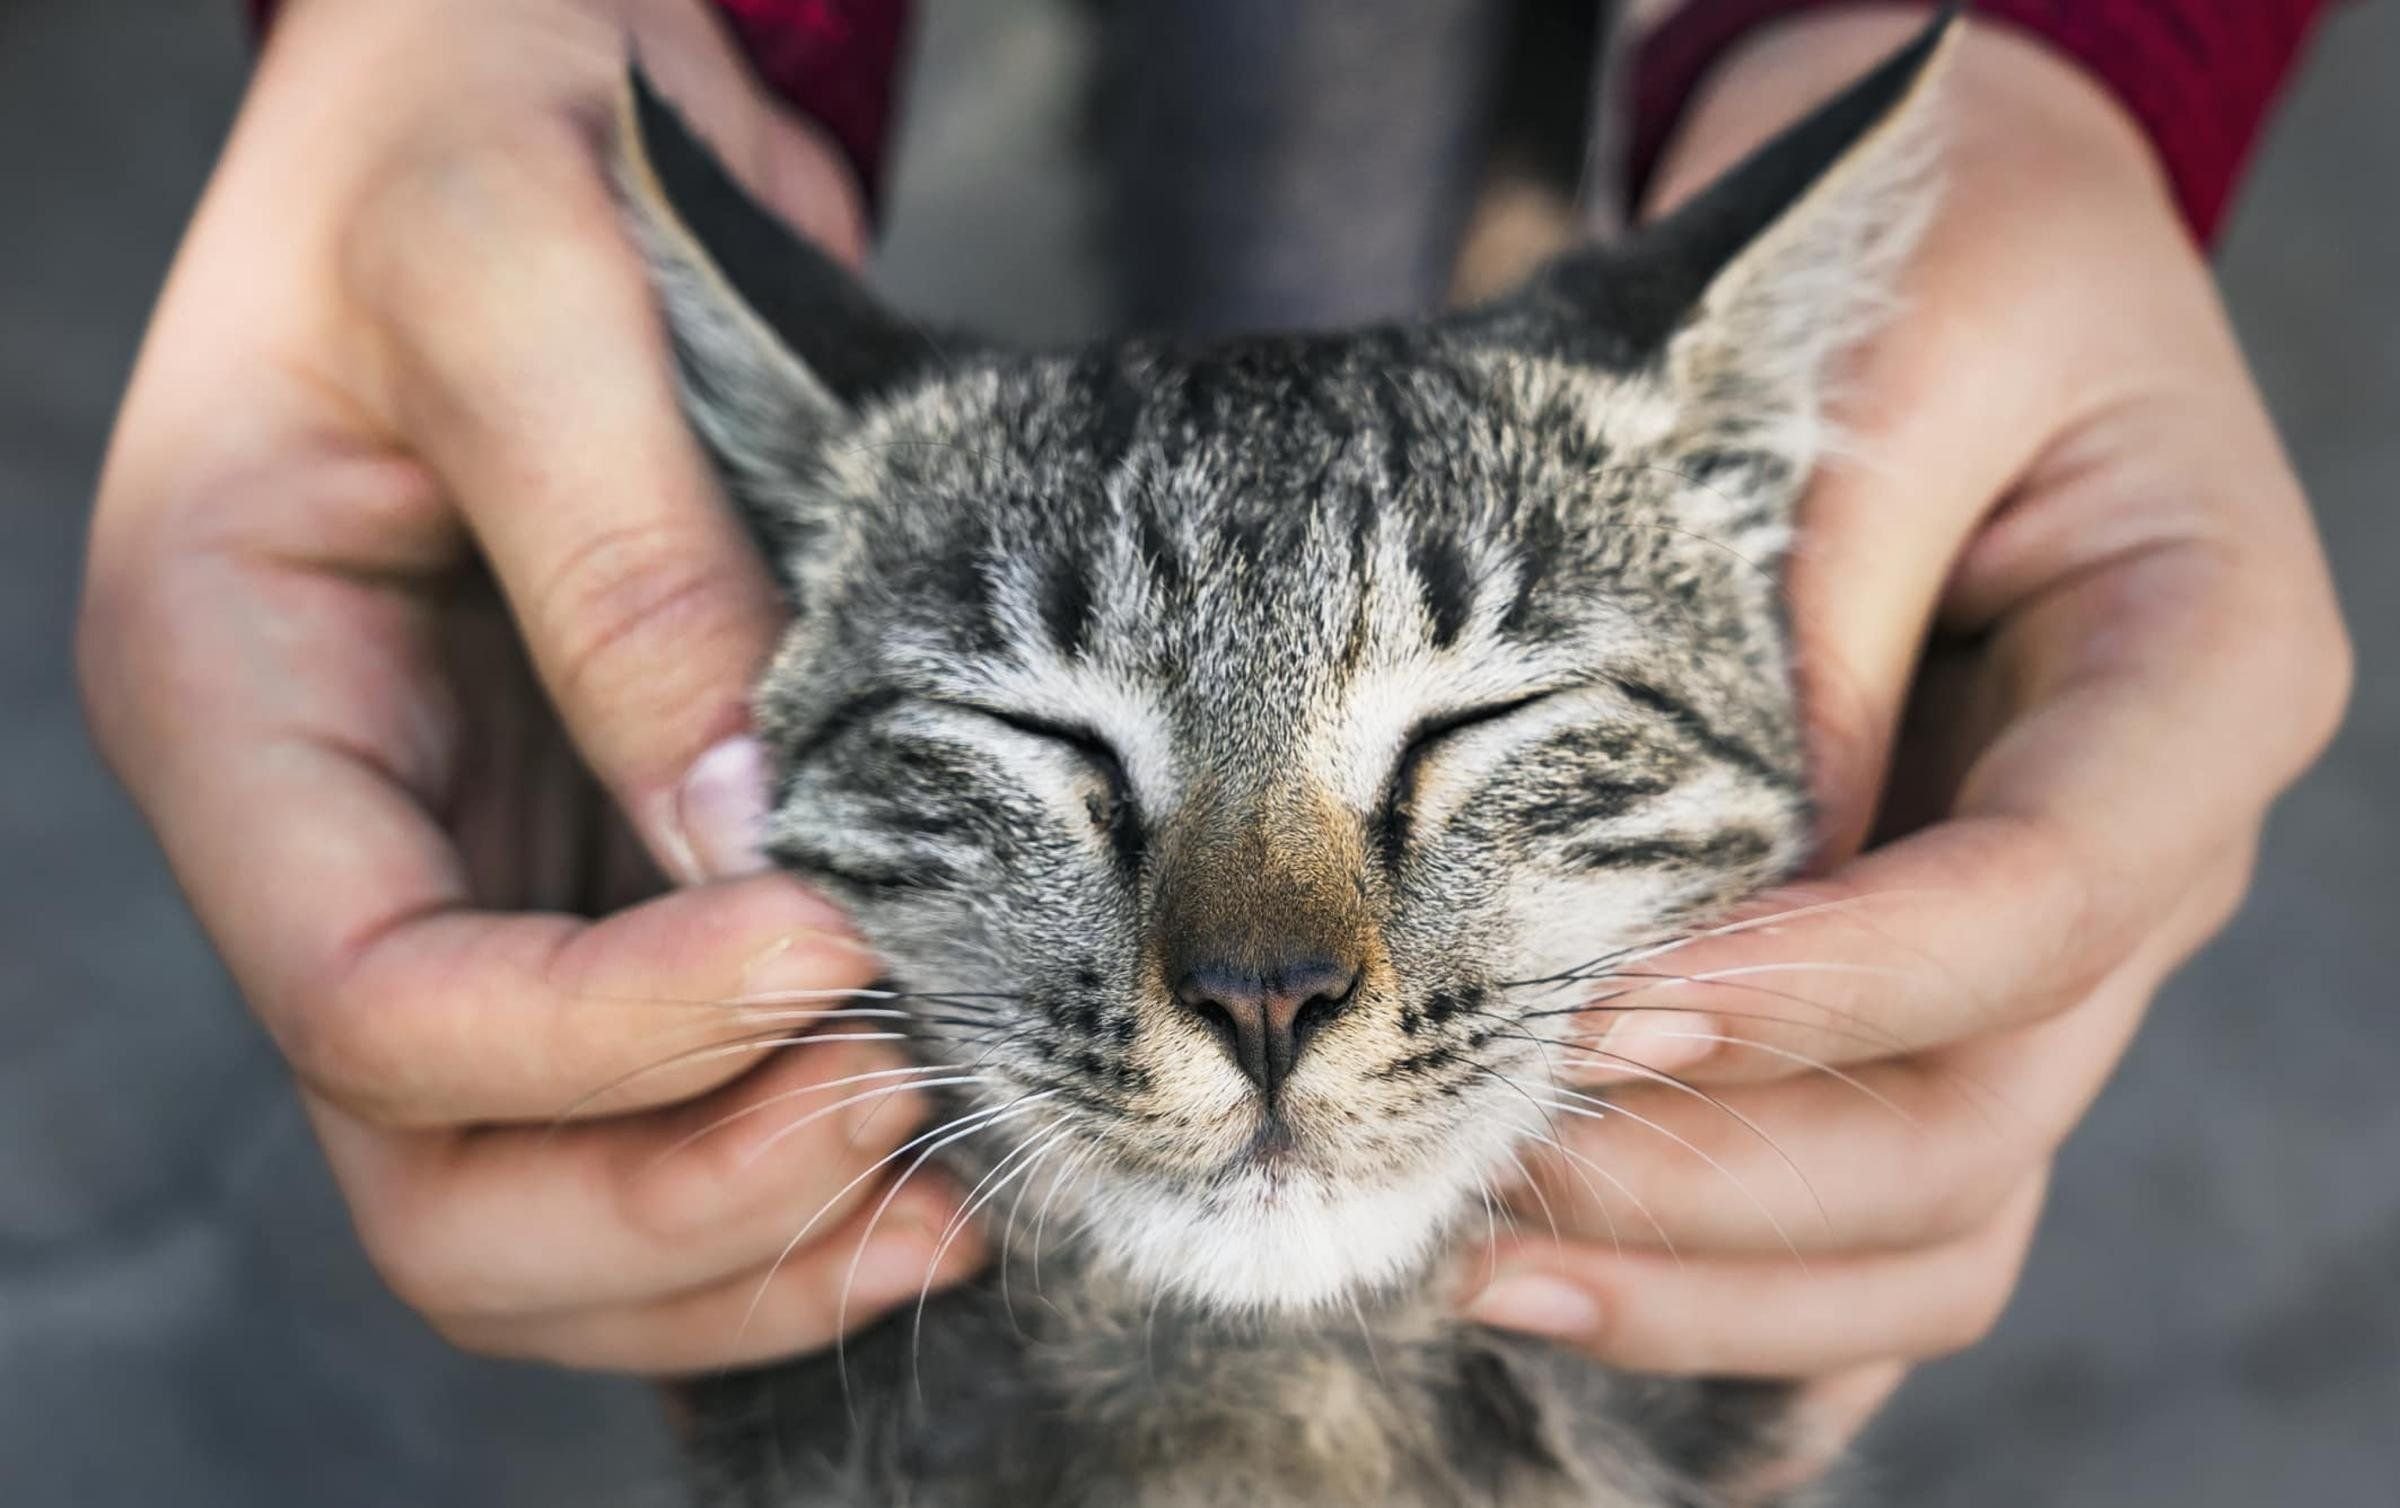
(1598, 1031), (1920, 1128)
(1520, 1128), (1625, 1261)
(741, 1090), (1049, 1348)
(1470, 1172), (1504, 1283)
(1030, 1143), (1098, 1314)
(913, 1124), (1076, 1401)
(643, 1063), (962, 1170)
(1530, 1092), (1806, 1270)
(1527, 1121), (1680, 1264)
(1548, 1050), (1831, 1238)
(725, 1072), (999, 1172)
(1532, 980), (2011, 1128)
(824, 1091), (1064, 1419)
(1520, 997), (1912, 1063)
(998, 1130), (1073, 1338)
(1500, 1143), (1565, 1250)
(569, 986), (897, 1012)
(1345, 1287), (1387, 1387)
(543, 1027), (920, 1135)
(1496, 891), (1938, 995)
(1458, 1061), (1577, 1213)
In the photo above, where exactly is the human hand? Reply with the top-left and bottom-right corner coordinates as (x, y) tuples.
(1459, 10), (2350, 1482)
(79, 0), (978, 1372)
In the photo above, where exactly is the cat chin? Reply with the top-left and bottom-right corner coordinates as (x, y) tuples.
(1085, 1160), (1472, 1314)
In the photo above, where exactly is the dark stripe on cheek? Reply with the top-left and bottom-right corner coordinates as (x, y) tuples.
(1413, 533), (1477, 649)
(1040, 551), (1094, 657)
(764, 840), (959, 894)
(1135, 502), (1184, 595)
(1613, 677), (1798, 791)
(1563, 828), (1773, 872)
(783, 687), (911, 768)
(1502, 508), (1564, 637)
(1517, 775), (1673, 838)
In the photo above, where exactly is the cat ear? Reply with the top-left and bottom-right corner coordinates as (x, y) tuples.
(612, 63), (936, 547)
(1493, 7), (1955, 438)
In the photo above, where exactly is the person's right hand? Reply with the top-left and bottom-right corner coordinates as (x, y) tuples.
(79, 0), (982, 1372)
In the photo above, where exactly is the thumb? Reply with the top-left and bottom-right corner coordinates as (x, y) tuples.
(359, 124), (787, 881)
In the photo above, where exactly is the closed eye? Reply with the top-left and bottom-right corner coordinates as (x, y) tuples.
(950, 703), (1144, 871)
(1376, 690), (1559, 865)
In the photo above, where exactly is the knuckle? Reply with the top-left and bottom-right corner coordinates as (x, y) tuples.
(281, 995), (390, 1116)
(2294, 611), (2356, 763)
(414, 1301), (547, 1361)
(1912, 1144), (2027, 1247)
(278, 965), (437, 1130)
(346, 1171), (530, 1327)
(618, 1123), (750, 1246)
(532, 524), (746, 722)
(1926, 1278), (2012, 1357)
(74, 525), (197, 776)
(72, 572), (142, 765)
(2190, 841), (2263, 948)
(346, 1186), (460, 1319)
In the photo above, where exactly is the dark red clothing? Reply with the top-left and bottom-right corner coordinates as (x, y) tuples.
(245, 0), (910, 207)
(677, 0), (2328, 245)
(699, 0), (908, 205)
(254, 0), (2325, 247)
(1630, 0), (2333, 243)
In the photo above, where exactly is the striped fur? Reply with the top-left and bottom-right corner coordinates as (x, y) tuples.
(617, 13), (1954, 1506)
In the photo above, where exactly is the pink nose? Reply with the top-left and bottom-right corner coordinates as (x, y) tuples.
(1173, 959), (1359, 1095)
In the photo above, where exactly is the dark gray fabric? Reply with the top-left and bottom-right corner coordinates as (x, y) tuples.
(1096, 0), (1512, 335)
(2, 1), (2394, 1504)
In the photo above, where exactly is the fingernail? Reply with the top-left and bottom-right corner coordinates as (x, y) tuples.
(1464, 1273), (1604, 1341)
(737, 925), (879, 1006)
(1587, 1010), (1718, 1080)
(669, 735), (773, 884)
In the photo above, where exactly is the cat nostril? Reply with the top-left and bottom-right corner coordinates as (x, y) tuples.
(1289, 972), (1357, 1052)
(1173, 960), (1360, 1096)
(1187, 997), (1242, 1054)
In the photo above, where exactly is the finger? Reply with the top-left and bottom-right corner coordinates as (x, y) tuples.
(1463, 1175), (2046, 1376)
(1640, 12), (2196, 861)
(442, 1169), (986, 1372)
(90, 495), (869, 1130)
(1552, 572), (2294, 1082)
(304, 865), (892, 1126)
(315, 1032), (984, 1317)
(351, 124), (786, 880)
(1513, 851), (2237, 1257)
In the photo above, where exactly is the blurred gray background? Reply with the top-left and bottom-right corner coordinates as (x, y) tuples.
(3, 2), (2394, 1504)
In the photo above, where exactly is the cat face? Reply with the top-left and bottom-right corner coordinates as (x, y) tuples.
(617, 19), (1947, 1311)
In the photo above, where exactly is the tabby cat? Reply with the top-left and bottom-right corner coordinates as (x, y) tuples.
(613, 12), (1953, 1505)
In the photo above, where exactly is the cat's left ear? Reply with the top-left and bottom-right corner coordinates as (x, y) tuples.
(611, 65), (938, 557)
(1496, 7), (1957, 439)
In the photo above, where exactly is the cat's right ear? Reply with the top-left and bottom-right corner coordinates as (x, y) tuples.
(612, 64), (934, 519)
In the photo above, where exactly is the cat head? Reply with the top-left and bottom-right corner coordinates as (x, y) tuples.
(617, 12), (1951, 1313)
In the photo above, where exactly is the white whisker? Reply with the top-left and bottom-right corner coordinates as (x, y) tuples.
(645, 1064), (960, 1170)
(1531, 1092), (1806, 1269)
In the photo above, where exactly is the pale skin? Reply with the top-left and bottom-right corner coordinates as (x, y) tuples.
(80, 0), (2348, 1475)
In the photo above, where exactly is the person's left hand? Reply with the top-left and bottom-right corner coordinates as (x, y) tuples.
(1456, 13), (2350, 1484)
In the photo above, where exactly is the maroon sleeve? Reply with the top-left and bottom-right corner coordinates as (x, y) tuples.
(245, 0), (910, 209)
(705, 0), (909, 208)
(1628, 0), (2334, 244)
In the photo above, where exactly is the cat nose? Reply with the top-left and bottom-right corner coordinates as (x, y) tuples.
(1173, 958), (1359, 1096)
